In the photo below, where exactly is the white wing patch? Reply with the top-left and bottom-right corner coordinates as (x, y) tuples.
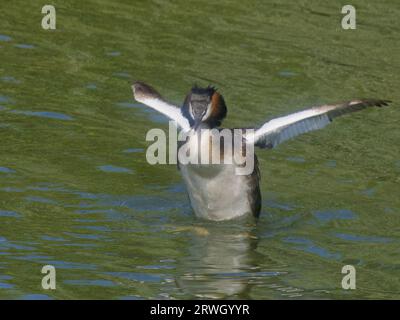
(138, 97), (190, 131)
(247, 99), (391, 149)
(132, 82), (191, 131)
(257, 114), (330, 148)
(246, 108), (330, 146)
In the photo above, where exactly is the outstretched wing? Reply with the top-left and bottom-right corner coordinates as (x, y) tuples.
(132, 82), (190, 131)
(246, 99), (391, 148)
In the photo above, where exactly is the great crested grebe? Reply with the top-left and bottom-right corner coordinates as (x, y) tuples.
(132, 81), (391, 221)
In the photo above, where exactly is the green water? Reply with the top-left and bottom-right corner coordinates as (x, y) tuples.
(0, 0), (399, 299)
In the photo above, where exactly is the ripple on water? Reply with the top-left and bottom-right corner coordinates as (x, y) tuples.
(113, 72), (131, 78)
(25, 196), (58, 204)
(0, 34), (12, 42)
(123, 148), (143, 153)
(37, 260), (97, 270)
(28, 183), (67, 192)
(75, 225), (110, 232)
(10, 110), (74, 121)
(0, 167), (16, 174)
(74, 208), (129, 221)
(116, 101), (169, 124)
(1, 76), (20, 84)
(136, 264), (176, 270)
(97, 165), (133, 174)
(167, 184), (186, 193)
(41, 235), (67, 242)
(64, 232), (106, 241)
(264, 199), (294, 211)
(58, 243), (99, 248)
(74, 219), (97, 223)
(278, 70), (298, 77)
(384, 207), (396, 214)
(283, 237), (341, 260)
(116, 102), (141, 108)
(64, 279), (117, 287)
(334, 233), (393, 243)
(119, 295), (145, 300)
(0, 76), (21, 83)
(99, 194), (184, 212)
(14, 43), (35, 49)
(286, 156), (306, 163)
(3, 182), (185, 251)
(312, 209), (357, 223)
(0, 210), (21, 218)
(73, 191), (99, 199)
(325, 160), (337, 168)
(74, 208), (116, 215)
(106, 51), (121, 57)
(86, 83), (97, 89)
(0, 95), (12, 103)
(0, 276), (15, 289)
(0, 186), (23, 192)
(104, 271), (166, 283)
(20, 294), (53, 300)
(361, 188), (375, 197)
(211, 271), (283, 278)
(13, 254), (52, 261)
(0, 237), (35, 251)
(0, 282), (14, 289)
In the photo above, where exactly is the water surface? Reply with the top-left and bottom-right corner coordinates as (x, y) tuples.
(0, 0), (399, 299)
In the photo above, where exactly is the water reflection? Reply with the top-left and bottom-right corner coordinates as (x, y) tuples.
(175, 222), (260, 298)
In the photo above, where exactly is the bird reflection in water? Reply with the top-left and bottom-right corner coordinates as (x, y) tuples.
(174, 220), (262, 299)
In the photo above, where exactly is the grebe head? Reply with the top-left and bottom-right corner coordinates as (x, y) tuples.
(182, 85), (227, 130)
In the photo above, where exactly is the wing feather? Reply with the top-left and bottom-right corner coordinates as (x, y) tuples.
(132, 82), (190, 131)
(248, 99), (391, 148)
